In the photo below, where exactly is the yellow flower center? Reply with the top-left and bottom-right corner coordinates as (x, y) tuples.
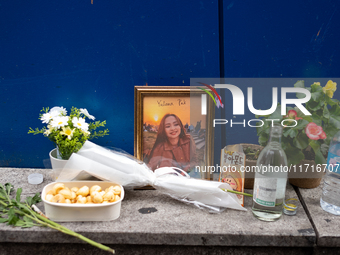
(77, 123), (81, 126)
(65, 130), (72, 135)
(58, 121), (63, 125)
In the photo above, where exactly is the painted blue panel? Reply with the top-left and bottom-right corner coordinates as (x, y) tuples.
(0, 1), (219, 167)
(222, 0), (340, 147)
(223, 0), (340, 78)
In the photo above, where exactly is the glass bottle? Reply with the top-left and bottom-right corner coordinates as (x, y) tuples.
(252, 124), (288, 221)
(320, 130), (340, 215)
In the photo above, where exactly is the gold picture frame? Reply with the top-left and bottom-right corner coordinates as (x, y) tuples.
(134, 86), (214, 180)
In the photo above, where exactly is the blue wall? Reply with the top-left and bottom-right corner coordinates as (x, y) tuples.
(1, 1), (339, 167)
(0, 1), (219, 167)
(222, 0), (340, 147)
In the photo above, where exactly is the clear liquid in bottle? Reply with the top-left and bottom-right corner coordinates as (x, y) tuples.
(252, 124), (288, 221)
(320, 130), (340, 215)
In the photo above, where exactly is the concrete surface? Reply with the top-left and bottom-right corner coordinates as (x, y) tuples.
(298, 180), (340, 247)
(0, 168), (320, 254)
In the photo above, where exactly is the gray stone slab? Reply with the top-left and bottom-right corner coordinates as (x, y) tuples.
(0, 168), (315, 248)
(298, 180), (340, 247)
(0, 243), (315, 255)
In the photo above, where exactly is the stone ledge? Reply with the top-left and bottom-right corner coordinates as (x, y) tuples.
(298, 182), (340, 247)
(0, 243), (315, 255)
(0, 168), (315, 249)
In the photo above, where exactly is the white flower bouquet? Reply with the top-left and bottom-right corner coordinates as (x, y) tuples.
(28, 106), (109, 160)
(55, 141), (246, 212)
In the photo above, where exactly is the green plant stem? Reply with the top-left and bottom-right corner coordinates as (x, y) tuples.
(221, 188), (253, 197)
(0, 196), (115, 253)
(26, 211), (114, 254)
(2, 188), (12, 206)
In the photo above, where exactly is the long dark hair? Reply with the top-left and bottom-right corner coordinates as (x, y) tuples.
(149, 113), (186, 157)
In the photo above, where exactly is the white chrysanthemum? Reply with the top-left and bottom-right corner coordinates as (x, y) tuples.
(49, 106), (67, 116)
(72, 117), (89, 131)
(50, 116), (69, 129)
(80, 108), (95, 120)
(60, 126), (75, 140)
(43, 130), (51, 136)
(43, 125), (54, 136)
(41, 112), (54, 124)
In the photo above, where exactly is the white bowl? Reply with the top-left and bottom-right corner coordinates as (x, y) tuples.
(42, 181), (124, 222)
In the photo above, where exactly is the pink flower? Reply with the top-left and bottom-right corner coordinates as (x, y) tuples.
(284, 109), (303, 120)
(287, 110), (297, 118)
(319, 131), (326, 139)
(305, 122), (327, 140)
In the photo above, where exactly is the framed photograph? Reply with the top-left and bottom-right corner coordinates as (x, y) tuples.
(134, 86), (214, 179)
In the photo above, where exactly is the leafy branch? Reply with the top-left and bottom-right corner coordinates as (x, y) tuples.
(0, 183), (115, 254)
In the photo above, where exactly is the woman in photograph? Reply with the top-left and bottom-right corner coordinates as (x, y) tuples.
(145, 113), (197, 172)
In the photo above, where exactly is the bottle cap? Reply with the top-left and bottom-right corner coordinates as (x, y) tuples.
(28, 173), (43, 185)
(283, 198), (298, 215)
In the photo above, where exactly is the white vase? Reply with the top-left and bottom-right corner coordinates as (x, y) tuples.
(49, 148), (96, 180)
(49, 148), (68, 169)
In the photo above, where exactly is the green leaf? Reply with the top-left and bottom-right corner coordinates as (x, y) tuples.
(285, 146), (305, 165)
(323, 105), (330, 119)
(16, 188), (22, 203)
(4, 183), (13, 195)
(0, 218), (8, 223)
(283, 128), (298, 138)
(329, 104), (340, 115)
(311, 83), (323, 93)
(301, 116), (313, 122)
(309, 140), (321, 154)
(294, 107), (313, 121)
(321, 143), (329, 156)
(311, 114), (323, 126)
(306, 100), (323, 111)
(311, 91), (324, 101)
(7, 208), (19, 226)
(256, 118), (271, 139)
(294, 80), (307, 99)
(294, 80), (305, 88)
(258, 133), (269, 146)
(294, 119), (309, 130)
(315, 149), (327, 165)
(32, 192), (42, 204)
(15, 219), (26, 227)
(21, 222), (35, 228)
(14, 219), (36, 228)
(330, 98), (340, 104)
(23, 215), (33, 223)
(25, 197), (32, 206)
(329, 115), (340, 129)
(26, 193), (42, 207)
(7, 208), (15, 218)
(329, 105), (340, 129)
(293, 132), (309, 150)
(323, 125), (338, 145)
(268, 104), (282, 120)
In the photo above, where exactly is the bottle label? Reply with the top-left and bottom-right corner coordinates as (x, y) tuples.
(327, 151), (340, 174)
(253, 178), (277, 207)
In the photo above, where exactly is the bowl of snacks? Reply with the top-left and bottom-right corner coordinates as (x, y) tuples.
(41, 181), (124, 222)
